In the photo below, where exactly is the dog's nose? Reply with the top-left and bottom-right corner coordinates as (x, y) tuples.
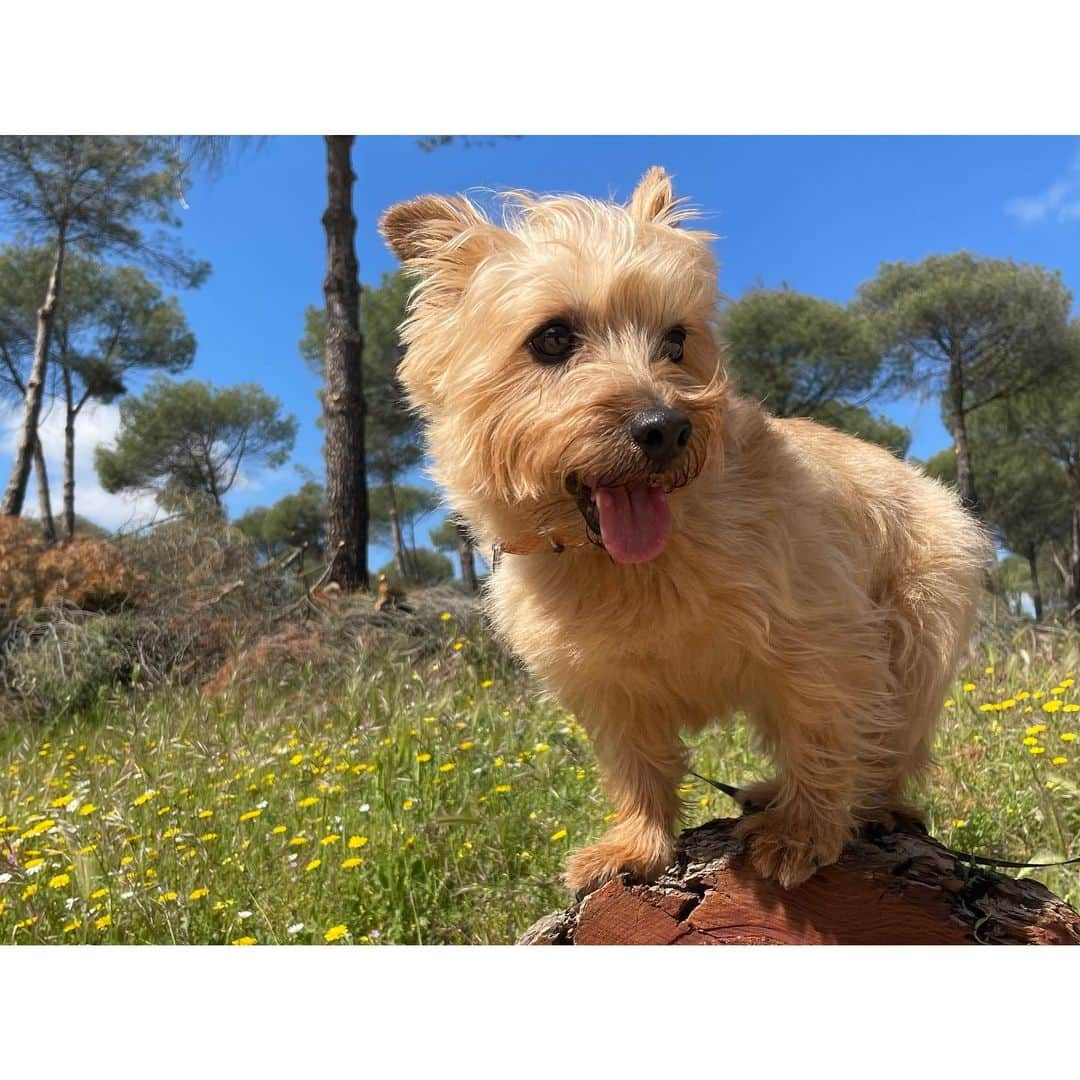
(629, 407), (693, 467)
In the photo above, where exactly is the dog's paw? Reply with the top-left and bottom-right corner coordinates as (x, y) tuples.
(732, 807), (847, 889)
(564, 829), (674, 898)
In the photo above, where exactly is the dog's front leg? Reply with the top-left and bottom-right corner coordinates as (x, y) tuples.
(732, 699), (858, 889)
(564, 722), (686, 897)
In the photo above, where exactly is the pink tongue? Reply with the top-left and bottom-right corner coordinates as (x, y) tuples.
(594, 483), (671, 565)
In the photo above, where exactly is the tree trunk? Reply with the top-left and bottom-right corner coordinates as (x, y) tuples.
(32, 434), (57, 544)
(519, 817), (1080, 945)
(2, 239), (64, 518)
(947, 353), (979, 513)
(386, 479), (410, 579)
(61, 363), (77, 540)
(455, 517), (478, 592)
(1027, 544), (1044, 622)
(321, 135), (368, 592)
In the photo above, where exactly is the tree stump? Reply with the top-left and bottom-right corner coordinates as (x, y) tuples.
(519, 817), (1080, 945)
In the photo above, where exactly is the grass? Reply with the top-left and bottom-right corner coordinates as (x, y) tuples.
(2, 612), (1079, 944)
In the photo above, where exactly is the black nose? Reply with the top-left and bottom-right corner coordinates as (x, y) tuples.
(629, 407), (693, 467)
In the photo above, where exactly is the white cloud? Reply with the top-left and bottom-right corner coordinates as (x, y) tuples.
(1, 399), (159, 532)
(1005, 146), (1080, 225)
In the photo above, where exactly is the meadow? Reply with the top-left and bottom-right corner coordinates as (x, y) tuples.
(1, 608), (1078, 945)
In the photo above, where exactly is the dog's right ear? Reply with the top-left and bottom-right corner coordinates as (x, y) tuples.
(380, 195), (499, 289)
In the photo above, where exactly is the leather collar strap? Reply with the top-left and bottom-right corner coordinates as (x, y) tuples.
(492, 532), (594, 568)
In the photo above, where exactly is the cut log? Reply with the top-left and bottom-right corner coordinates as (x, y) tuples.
(519, 817), (1080, 945)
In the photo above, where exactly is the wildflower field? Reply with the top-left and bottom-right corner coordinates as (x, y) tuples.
(2, 613), (1079, 945)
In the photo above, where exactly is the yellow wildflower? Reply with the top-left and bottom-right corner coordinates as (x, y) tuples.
(479, 679), (493, 689)
(297, 796), (319, 808)
(94, 914), (111, 931)
(189, 887), (209, 901)
(324, 924), (348, 943)
(1029, 746), (1046, 755)
(239, 809), (262, 822)
(47, 873), (70, 889)
(320, 834), (341, 846)
(231, 937), (257, 946)
(439, 763), (455, 773)
(305, 859), (322, 872)
(1062, 733), (1077, 742)
(1043, 700), (1062, 714)
(1052, 757), (1068, 766)
(341, 857), (363, 869)
(962, 683), (976, 693)
(550, 828), (568, 842)
(347, 836), (368, 849)
(416, 752), (432, 763)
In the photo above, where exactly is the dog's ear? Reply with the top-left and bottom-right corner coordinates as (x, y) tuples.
(380, 195), (498, 287)
(629, 166), (677, 224)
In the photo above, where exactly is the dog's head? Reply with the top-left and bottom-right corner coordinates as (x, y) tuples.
(380, 167), (728, 565)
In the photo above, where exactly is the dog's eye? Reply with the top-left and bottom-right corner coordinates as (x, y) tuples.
(659, 327), (686, 363)
(528, 321), (578, 363)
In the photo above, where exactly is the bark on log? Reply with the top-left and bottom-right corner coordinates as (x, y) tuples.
(519, 817), (1080, 945)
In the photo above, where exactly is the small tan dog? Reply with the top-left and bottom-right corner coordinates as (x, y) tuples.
(381, 168), (990, 892)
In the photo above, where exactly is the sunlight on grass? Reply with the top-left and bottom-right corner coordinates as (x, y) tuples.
(2, 616), (1078, 943)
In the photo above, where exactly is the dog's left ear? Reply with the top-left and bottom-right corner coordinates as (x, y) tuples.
(629, 166), (677, 224)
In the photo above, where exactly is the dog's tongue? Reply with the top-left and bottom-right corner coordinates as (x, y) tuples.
(594, 483), (671, 564)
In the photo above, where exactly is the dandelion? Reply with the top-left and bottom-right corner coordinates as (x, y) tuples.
(479, 680), (493, 689)
(1062, 733), (1077, 742)
(288, 835), (308, 846)
(943, 699), (956, 708)
(1029, 746), (1046, 755)
(416, 752), (432, 763)
(341, 857), (363, 869)
(231, 937), (257, 946)
(304, 859), (322, 872)
(297, 796), (319, 808)
(1052, 757), (1068, 766)
(239, 808), (263, 822)
(48, 873), (70, 890)
(62, 919), (82, 934)
(324, 924), (349, 943)
(347, 836), (368, 849)
(550, 828), (568, 842)
(94, 914), (111, 931)
(1064, 704), (1080, 713)
(439, 763), (456, 773)
(458, 741), (474, 751)
(1043, 700), (1062, 714)
(1022, 736), (1039, 746)
(985, 666), (995, 675)
(24, 856), (44, 871)
(535, 742), (550, 753)
(50, 793), (73, 808)
(962, 683), (976, 693)
(198, 809), (214, 819)
(157, 892), (178, 904)
(953, 819), (967, 828)
(189, 887), (209, 901)
(402, 799), (415, 811)
(494, 784), (512, 794)
(289, 753), (305, 766)
(91, 888), (108, 900)
(21, 883), (38, 901)
(133, 791), (156, 807)
(21, 818), (54, 839)
(320, 834), (341, 846)
(440, 612), (452, 622)
(271, 825), (286, 835)
(200, 832), (219, 842)
(453, 641), (464, 652)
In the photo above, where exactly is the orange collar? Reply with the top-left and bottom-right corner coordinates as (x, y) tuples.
(493, 531), (595, 563)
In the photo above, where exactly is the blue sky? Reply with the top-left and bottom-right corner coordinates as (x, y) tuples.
(4, 136), (1080, 572)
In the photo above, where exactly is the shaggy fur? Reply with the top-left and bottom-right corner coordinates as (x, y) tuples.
(380, 168), (991, 891)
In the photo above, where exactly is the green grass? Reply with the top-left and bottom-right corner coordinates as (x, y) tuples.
(2, 614), (1079, 943)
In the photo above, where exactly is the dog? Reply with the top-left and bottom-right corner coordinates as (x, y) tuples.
(380, 167), (990, 892)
